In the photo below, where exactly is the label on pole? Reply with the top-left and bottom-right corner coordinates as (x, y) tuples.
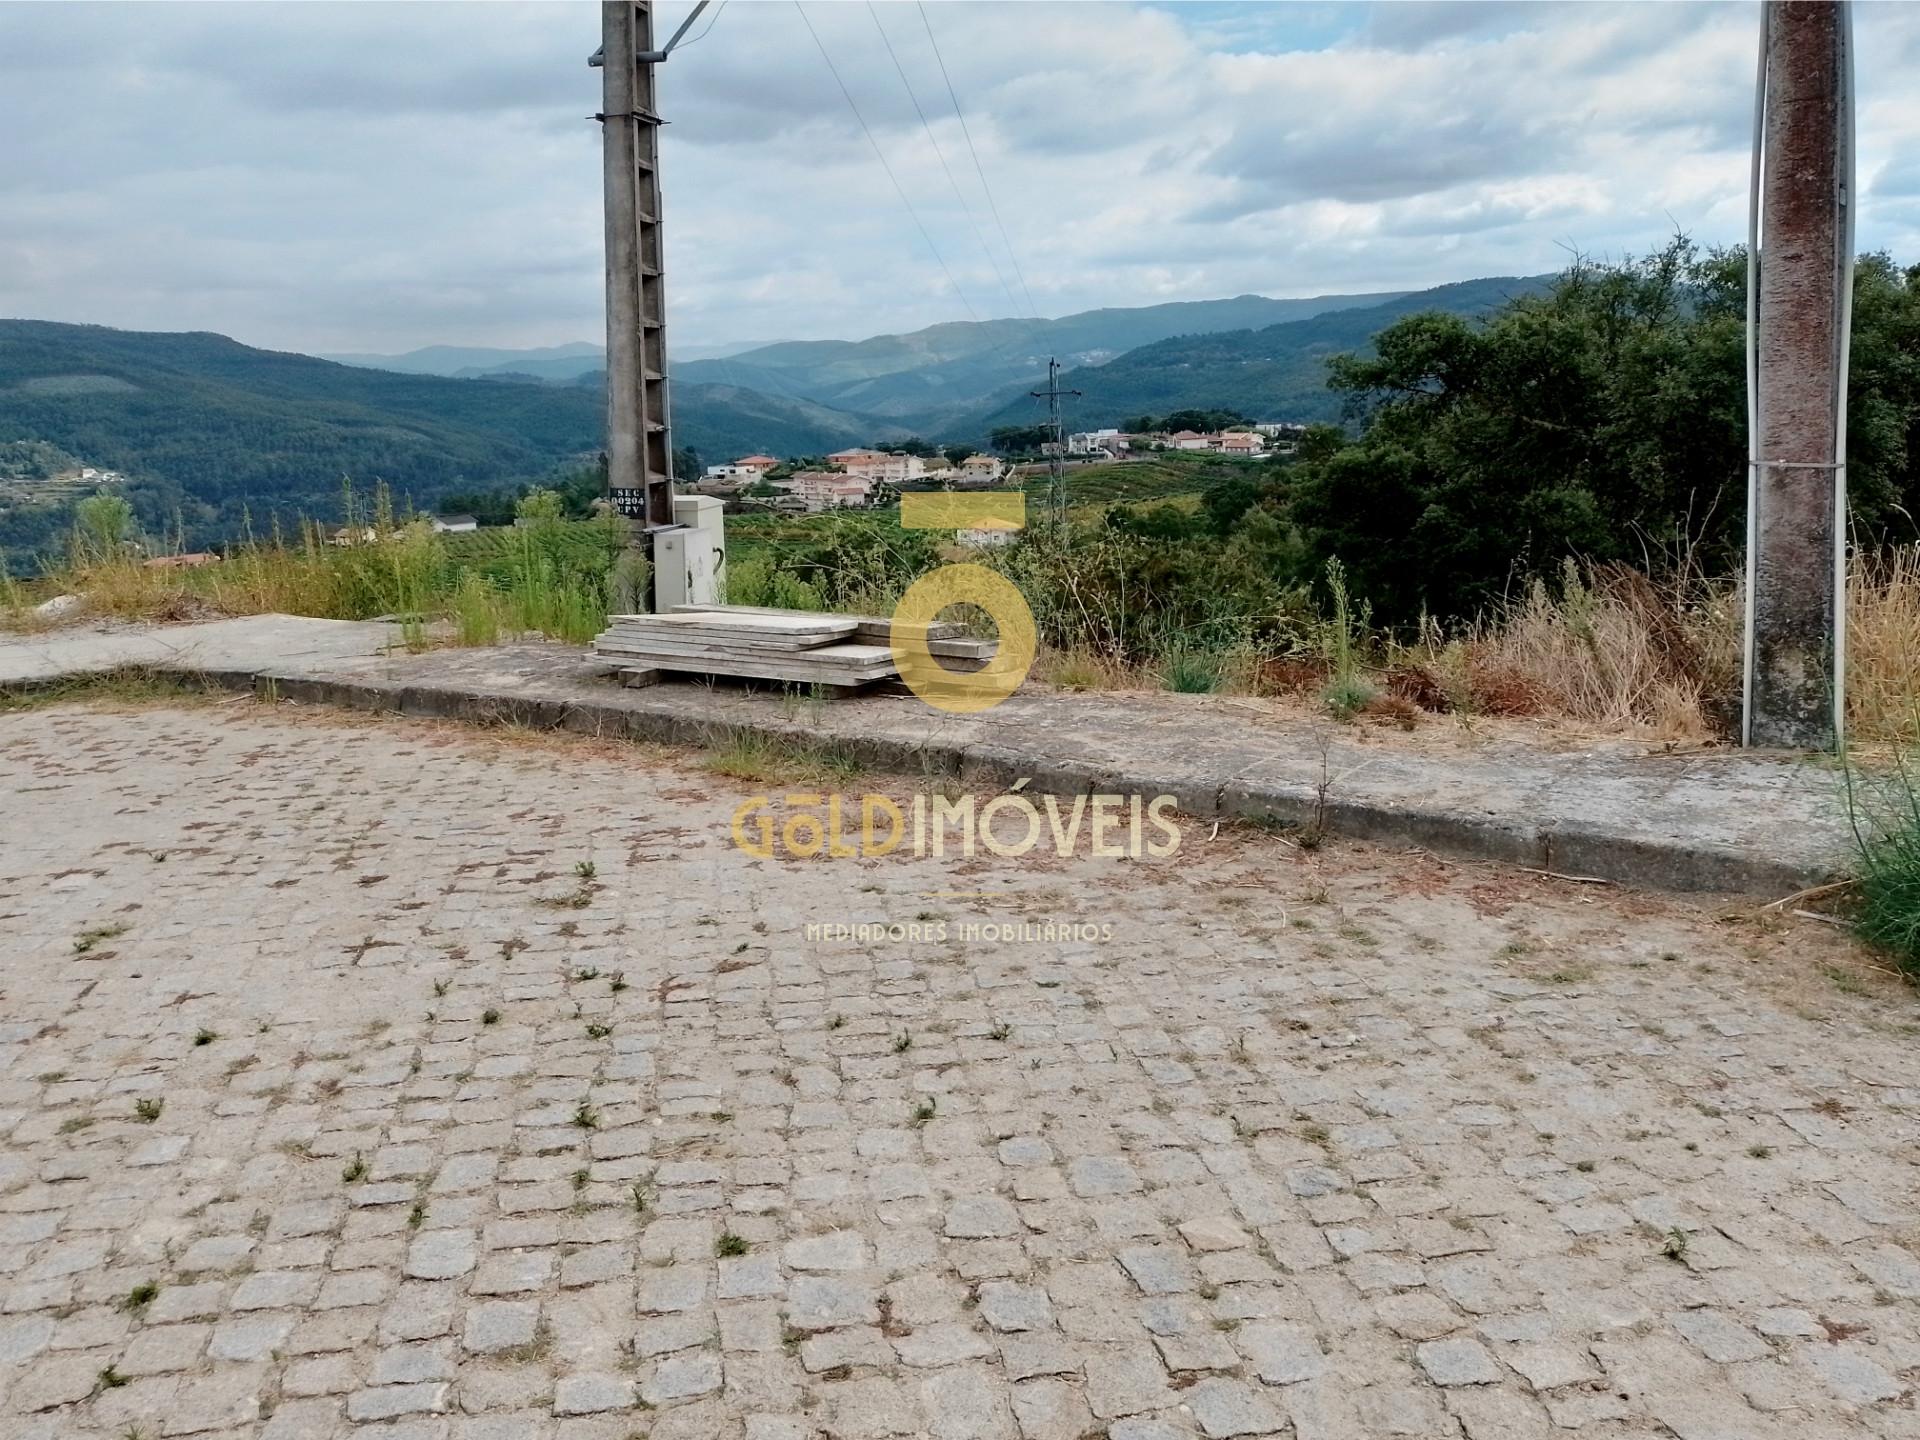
(608, 487), (649, 518)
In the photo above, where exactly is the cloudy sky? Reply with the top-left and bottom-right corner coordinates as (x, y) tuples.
(4, 1), (1918, 357)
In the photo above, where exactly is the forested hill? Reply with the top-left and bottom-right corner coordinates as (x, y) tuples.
(0, 321), (876, 556)
(0, 321), (604, 543)
(961, 275), (1554, 436)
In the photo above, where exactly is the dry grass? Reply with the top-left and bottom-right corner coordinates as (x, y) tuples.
(1033, 645), (1139, 693)
(1396, 561), (1741, 741)
(1380, 549), (1920, 745)
(1848, 547), (1920, 745)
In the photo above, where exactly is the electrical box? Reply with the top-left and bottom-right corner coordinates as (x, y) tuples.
(671, 494), (726, 605)
(650, 526), (692, 610)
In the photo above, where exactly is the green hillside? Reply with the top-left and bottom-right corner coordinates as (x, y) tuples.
(0, 321), (880, 559)
(573, 375), (880, 459)
(960, 276), (1553, 439)
(0, 321), (605, 550)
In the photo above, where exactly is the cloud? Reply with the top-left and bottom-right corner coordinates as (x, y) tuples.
(0, 1), (1913, 355)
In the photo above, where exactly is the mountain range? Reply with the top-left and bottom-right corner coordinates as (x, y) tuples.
(966, 275), (1553, 434)
(668, 290), (1417, 424)
(0, 321), (891, 549)
(323, 337), (783, 383)
(0, 271), (1558, 558)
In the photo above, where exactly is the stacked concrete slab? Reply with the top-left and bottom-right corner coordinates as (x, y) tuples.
(592, 604), (998, 690)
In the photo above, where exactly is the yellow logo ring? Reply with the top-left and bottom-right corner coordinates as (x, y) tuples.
(890, 563), (1037, 714)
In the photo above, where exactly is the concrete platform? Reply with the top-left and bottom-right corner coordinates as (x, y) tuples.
(0, 614), (1856, 894)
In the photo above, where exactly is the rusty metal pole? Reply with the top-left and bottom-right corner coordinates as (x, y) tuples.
(1744, 0), (1855, 749)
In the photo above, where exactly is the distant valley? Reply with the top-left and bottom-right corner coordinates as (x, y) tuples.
(0, 272), (1553, 559)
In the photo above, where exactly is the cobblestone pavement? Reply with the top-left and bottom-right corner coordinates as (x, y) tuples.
(3, 700), (1918, 1440)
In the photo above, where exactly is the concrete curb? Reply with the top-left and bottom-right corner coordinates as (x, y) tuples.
(11, 658), (1828, 899)
(2, 641), (1850, 897)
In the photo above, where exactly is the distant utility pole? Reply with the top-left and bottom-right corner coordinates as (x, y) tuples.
(592, 1), (707, 577)
(1744, 0), (1855, 749)
(1030, 358), (1080, 538)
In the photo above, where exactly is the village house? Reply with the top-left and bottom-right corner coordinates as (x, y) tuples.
(1167, 430), (1211, 451)
(142, 551), (222, 570)
(826, 447), (886, 476)
(431, 514), (479, 533)
(957, 454), (1005, 484)
(827, 448), (927, 482)
(1216, 432), (1263, 457)
(1067, 428), (1128, 457)
(958, 523), (1021, 549)
(732, 454), (779, 475)
(785, 470), (874, 512)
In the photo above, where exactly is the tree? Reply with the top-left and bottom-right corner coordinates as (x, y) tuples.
(672, 446), (702, 480)
(72, 492), (135, 562)
(1202, 476), (1265, 537)
(515, 488), (566, 525)
(1285, 238), (1769, 621)
(1161, 408), (1248, 434)
(990, 424), (1051, 455)
(943, 444), (974, 467)
(886, 436), (939, 458)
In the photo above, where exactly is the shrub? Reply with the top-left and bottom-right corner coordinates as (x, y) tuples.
(1323, 674), (1377, 721)
(1159, 648), (1223, 694)
(1848, 753), (1920, 978)
(450, 572), (501, 647)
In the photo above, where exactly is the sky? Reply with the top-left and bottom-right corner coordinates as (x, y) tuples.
(3, 1), (1918, 358)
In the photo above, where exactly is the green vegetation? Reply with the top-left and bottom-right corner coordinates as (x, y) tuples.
(702, 240), (1920, 741)
(5, 482), (628, 647)
(119, 1283), (159, 1313)
(0, 322), (873, 566)
(1289, 242), (1920, 623)
(1018, 452), (1254, 507)
(0, 438), (83, 482)
(1847, 754), (1920, 978)
(0, 320), (605, 560)
(11, 239), (1920, 754)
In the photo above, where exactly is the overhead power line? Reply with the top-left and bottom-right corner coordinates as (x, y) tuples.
(795, 2), (981, 324)
(917, 0), (1042, 322)
(676, 0), (725, 50)
(866, 2), (1026, 325)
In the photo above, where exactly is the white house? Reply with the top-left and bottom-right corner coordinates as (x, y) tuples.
(1067, 428), (1126, 457)
(431, 514), (479, 533)
(957, 454), (1005, 484)
(958, 524), (1021, 549)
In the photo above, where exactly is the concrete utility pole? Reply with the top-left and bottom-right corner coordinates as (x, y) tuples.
(594, 2), (698, 549)
(1029, 359), (1080, 539)
(1744, 0), (1855, 749)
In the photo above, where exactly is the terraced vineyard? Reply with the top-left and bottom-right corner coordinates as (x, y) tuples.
(440, 520), (616, 578)
(1017, 453), (1264, 507)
